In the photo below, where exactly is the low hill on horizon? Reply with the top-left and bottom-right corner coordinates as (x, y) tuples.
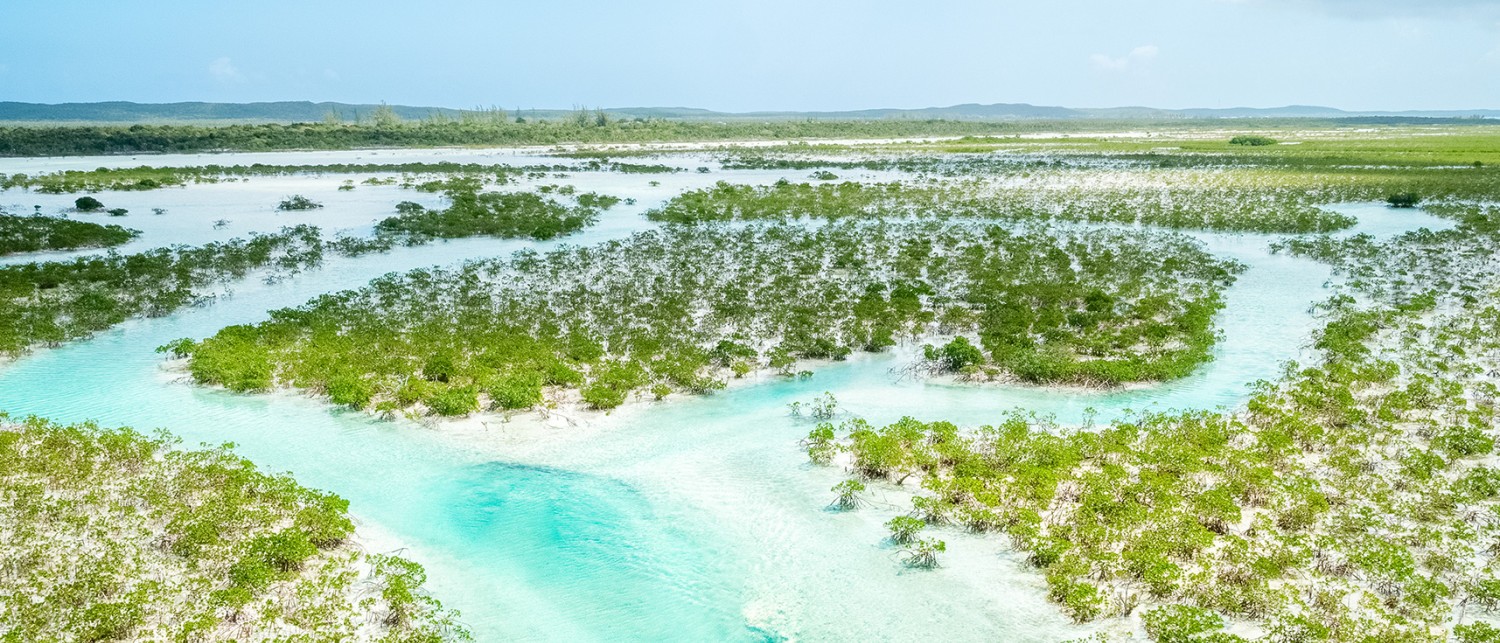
(1, 100), (1497, 124)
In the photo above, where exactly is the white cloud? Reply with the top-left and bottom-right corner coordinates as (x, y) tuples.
(208, 57), (246, 83)
(1090, 45), (1159, 71)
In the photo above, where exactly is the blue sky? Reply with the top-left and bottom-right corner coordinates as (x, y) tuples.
(3, 0), (1498, 111)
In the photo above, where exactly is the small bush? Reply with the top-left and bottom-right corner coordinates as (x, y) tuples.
(1456, 622), (1500, 643)
(1386, 192), (1421, 208)
(276, 195), (324, 211)
(74, 196), (105, 211)
(487, 372), (544, 410)
(886, 515), (925, 544)
(1142, 605), (1226, 643)
(1229, 135), (1277, 146)
(426, 386), (478, 416)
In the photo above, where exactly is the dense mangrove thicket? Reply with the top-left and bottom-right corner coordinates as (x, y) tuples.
(724, 154), (1500, 205)
(711, 128), (1500, 206)
(0, 414), (468, 641)
(810, 206), (1500, 641)
(648, 179), (1357, 234)
(0, 226), (328, 356)
(0, 212), (139, 255)
(717, 126), (1500, 170)
(174, 221), (1239, 416)
(0, 180), (617, 357)
(0, 119), (1029, 157)
(377, 179), (619, 241)
(0, 160), (678, 194)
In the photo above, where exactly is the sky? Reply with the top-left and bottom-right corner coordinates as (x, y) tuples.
(2, 0), (1498, 111)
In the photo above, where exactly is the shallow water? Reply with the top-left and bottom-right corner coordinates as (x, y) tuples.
(0, 152), (1454, 641)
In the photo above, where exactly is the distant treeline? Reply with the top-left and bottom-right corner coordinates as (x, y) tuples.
(0, 119), (1030, 157)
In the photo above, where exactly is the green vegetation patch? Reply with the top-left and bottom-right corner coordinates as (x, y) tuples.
(0, 213), (139, 255)
(1229, 135), (1278, 146)
(0, 119), (1027, 157)
(176, 221), (1239, 416)
(0, 226), (327, 357)
(648, 179), (1356, 234)
(809, 205), (1500, 640)
(0, 180), (616, 359)
(377, 179), (617, 241)
(1, 160), (675, 194)
(0, 414), (468, 641)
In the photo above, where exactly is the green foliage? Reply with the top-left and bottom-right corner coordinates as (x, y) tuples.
(277, 194), (324, 211)
(487, 372), (544, 410)
(831, 479), (867, 510)
(0, 160), (673, 193)
(814, 203), (1500, 635)
(426, 385), (478, 416)
(1228, 135), (1277, 146)
(902, 537), (946, 569)
(0, 225), (327, 358)
(184, 222), (1239, 417)
(374, 186), (609, 241)
(647, 179), (1356, 234)
(803, 422), (839, 465)
(1142, 605), (1226, 642)
(1386, 191), (1422, 208)
(1456, 622), (1500, 643)
(73, 195), (104, 211)
(327, 373), (376, 408)
(886, 515), (925, 544)
(0, 414), (466, 640)
(0, 214), (138, 255)
(925, 336), (984, 372)
(0, 118), (1027, 157)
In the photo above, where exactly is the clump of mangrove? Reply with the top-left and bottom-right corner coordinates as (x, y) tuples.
(0, 160), (674, 194)
(809, 205), (1500, 640)
(0, 226), (326, 357)
(276, 195), (323, 211)
(0, 414), (469, 641)
(648, 179), (1356, 234)
(375, 179), (617, 241)
(175, 221), (1239, 416)
(0, 213), (139, 255)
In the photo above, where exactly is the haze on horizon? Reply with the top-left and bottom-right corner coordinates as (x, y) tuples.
(4, 0), (1499, 113)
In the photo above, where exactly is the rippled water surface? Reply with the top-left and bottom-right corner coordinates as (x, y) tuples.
(0, 151), (1453, 641)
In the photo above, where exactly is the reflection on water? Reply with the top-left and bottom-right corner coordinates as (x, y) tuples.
(0, 152), (1453, 641)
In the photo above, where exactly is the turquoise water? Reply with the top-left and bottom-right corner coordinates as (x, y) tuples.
(0, 155), (1454, 641)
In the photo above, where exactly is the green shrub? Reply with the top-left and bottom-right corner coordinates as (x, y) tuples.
(886, 515), (925, 544)
(580, 382), (629, 410)
(1386, 192), (1421, 208)
(1457, 622), (1500, 643)
(487, 372), (544, 409)
(926, 336), (984, 372)
(1229, 135), (1277, 146)
(326, 374), (374, 408)
(276, 195), (323, 211)
(426, 385), (478, 416)
(0, 214), (138, 255)
(1142, 605), (1226, 642)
